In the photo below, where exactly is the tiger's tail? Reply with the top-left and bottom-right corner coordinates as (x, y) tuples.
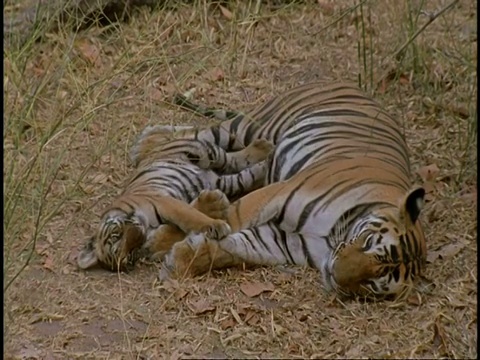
(173, 93), (241, 121)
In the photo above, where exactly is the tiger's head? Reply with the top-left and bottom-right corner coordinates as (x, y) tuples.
(77, 210), (147, 272)
(324, 187), (426, 300)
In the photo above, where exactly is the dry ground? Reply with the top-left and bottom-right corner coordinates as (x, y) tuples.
(4, 1), (477, 359)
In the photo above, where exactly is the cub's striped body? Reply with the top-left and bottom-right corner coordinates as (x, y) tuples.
(160, 82), (427, 299)
(77, 126), (273, 271)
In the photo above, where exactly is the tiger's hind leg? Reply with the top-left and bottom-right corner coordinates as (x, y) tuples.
(160, 223), (311, 280)
(131, 125), (273, 173)
(130, 125), (198, 167)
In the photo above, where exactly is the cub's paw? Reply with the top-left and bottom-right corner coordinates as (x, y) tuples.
(247, 139), (275, 161)
(202, 220), (231, 240)
(196, 189), (230, 219)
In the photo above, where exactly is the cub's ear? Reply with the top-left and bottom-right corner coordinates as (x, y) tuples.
(400, 186), (425, 224)
(77, 238), (99, 269)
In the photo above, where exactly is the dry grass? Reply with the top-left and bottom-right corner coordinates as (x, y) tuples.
(4, 0), (477, 359)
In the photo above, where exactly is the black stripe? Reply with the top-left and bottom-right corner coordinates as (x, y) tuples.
(243, 230), (259, 252)
(278, 226), (294, 264)
(276, 171), (319, 225)
(252, 226), (271, 253)
(389, 245), (399, 262)
(225, 115), (242, 148)
(151, 200), (164, 225)
(404, 263), (411, 280)
(295, 178), (351, 232)
(211, 126), (221, 146)
(244, 122), (260, 146)
(299, 234), (315, 268)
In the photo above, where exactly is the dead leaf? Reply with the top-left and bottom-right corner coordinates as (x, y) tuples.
(317, 0), (335, 15)
(423, 181), (437, 201)
(189, 299), (215, 315)
(35, 242), (49, 256)
(219, 316), (236, 330)
(175, 288), (189, 300)
(398, 73), (410, 85)
(422, 181), (437, 194)
(42, 255), (55, 272)
(148, 87), (165, 102)
(209, 68), (225, 82)
(89, 173), (109, 185)
(432, 317), (448, 353)
(459, 185), (477, 204)
(76, 40), (102, 67)
(18, 343), (43, 360)
(377, 78), (388, 95)
(219, 5), (233, 20)
(169, 350), (182, 360)
(377, 70), (410, 94)
(159, 83), (178, 99)
(244, 310), (260, 325)
(427, 242), (466, 263)
(406, 293), (422, 306)
(240, 281), (274, 297)
(235, 304), (249, 316)
(162, 278), (180, 292)
(447, 102), (470, 119)
(417, 164), (440, 182)
(68, 247), (80, 265)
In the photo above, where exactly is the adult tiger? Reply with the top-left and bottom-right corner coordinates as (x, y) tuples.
(76, 125), (273, 271)
(157, 81), (427, 300)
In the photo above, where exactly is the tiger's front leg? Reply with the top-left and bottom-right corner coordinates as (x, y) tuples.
(159, 222), (308, 280)
(158, 179), (296, 279)
(159, 182), (298, 279)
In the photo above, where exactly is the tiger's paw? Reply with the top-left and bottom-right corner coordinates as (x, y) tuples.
(245, 139), (275, 162)
(196, 189), (230, 219)
(202, 220), (231, 240)
(159, 234), (212, 280)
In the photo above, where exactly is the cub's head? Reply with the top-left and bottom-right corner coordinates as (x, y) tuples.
(325, 187), (426, 300)
(77, 210), (146, 272)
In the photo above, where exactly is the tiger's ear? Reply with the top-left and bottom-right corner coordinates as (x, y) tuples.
(77, 238), (99, 269)
(400, 186), (425, 224)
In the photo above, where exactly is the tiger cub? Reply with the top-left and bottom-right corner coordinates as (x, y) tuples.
(77, 125), (274, 272)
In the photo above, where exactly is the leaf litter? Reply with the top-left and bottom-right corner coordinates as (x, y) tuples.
(4, 0), (476, 358)
(240, 281), (275, 298)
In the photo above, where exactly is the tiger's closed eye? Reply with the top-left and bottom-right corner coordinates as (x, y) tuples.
(361, 234), (374, 251)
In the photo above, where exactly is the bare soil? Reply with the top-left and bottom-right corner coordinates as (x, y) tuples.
(4, 1), (477, 359)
